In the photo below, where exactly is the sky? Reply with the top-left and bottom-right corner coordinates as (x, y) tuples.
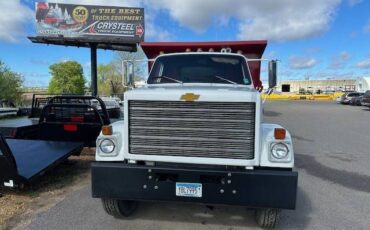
(0, 0), (369, 87)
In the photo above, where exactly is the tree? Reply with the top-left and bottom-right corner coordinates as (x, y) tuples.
(97, 63), (123, 96)
(112, 47), (147, 82)
(48, 61), (85, 94)
(97, 47), (147, 96)
(0, 60), (23, 105)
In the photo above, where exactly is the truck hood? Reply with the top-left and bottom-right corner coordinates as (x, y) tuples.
(124, 84), (260, 102)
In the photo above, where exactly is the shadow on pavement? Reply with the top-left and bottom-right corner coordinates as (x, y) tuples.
(295, 154), (370, 193)
(277, 187), (312, 230)
(263, 110), (282, 117)
(121, 186), (312, 229)
(132, 201), (259, 228)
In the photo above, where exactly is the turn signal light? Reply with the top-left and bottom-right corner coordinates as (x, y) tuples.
(274, 128), (286, 140)
(102, 125), (113, 135)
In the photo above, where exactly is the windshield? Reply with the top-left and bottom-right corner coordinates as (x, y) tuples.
(147, 54), (251, 85)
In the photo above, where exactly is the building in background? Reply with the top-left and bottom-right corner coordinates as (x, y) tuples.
(355, 77), (370, 92)
(276, 79), (357, 93)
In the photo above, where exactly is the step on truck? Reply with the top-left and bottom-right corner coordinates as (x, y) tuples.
(91, 41), (298, 229)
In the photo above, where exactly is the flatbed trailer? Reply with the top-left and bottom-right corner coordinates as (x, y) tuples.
(0, 108), (18, 117)
(0, 117), (39, 139)
(0, 95), (112, 189)
(0, 135), (83, 188)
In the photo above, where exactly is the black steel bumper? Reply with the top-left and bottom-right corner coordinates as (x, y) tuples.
(91, 162), (298, 210)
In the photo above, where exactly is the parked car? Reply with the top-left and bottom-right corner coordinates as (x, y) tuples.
(340, 92), (363, 105)
(361, 90), (370, 107)
(350, 95), (363, 106)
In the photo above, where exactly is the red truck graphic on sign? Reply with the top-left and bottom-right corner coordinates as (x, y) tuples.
(136, 24), (144, 38)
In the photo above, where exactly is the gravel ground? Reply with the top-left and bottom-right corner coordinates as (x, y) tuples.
(16, 100), (370, 230)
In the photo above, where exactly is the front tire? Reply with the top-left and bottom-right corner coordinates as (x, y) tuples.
(101, 199), (138, 218)
(255, 208), (281, 229)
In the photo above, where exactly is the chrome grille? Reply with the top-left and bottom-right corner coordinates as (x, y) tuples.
(128, 101), (255, 159)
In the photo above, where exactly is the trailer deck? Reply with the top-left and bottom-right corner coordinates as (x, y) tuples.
(0, 135), (83, 188)
(0, 117), (39, 138)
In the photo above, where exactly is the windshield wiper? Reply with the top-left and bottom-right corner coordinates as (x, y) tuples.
(153, 75), (183, 84)
(213, 75), (238, 85)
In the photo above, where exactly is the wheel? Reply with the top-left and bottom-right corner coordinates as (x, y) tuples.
(101, 199), (138, 218)
(255, 208), (281, 229)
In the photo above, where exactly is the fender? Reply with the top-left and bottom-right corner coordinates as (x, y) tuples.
(260, 123), (294, 168)
(96, 120), (125, 161)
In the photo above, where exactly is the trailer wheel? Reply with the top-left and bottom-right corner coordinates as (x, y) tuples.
(101, 199), (138, 218)
(255, 208), (280, 229)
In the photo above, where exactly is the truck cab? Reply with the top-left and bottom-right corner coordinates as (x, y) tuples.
(91, 41), (298, 229)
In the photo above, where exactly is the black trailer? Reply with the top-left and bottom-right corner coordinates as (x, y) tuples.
(38, 95), (110, 146)
(0, 134), (83, 189)
(1, 95), (111, 147)
(0, 95), (111, 189)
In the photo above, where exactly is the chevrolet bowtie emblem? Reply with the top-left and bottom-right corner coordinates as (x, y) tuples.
(180, 93), (200, 101)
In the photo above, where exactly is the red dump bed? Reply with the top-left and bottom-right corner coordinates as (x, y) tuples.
(140, 41), (267, 89)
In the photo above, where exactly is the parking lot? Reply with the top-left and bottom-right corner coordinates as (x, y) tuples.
(12, 100), (370, 230)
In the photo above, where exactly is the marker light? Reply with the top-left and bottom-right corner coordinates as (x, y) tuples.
(274, 128), (286, 140)
(102, 125), (113, 135)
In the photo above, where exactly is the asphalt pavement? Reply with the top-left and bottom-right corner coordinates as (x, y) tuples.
(23, 100), (370, 230)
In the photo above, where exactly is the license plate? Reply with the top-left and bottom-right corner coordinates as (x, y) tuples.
(176, 183), (202, 198)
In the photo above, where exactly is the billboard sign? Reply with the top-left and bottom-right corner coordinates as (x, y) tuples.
(35, 2), (145, 42)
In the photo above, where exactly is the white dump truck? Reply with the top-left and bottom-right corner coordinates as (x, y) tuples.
(91, 41), (298, 228)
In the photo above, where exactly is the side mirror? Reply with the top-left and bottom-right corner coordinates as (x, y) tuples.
(268, 60), (277, 89)
(122, 61), (135, 87)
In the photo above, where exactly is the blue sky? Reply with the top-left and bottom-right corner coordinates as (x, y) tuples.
(0, 0), (369, 87)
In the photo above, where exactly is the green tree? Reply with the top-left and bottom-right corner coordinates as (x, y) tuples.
(0, 60), (23, 105)
(48, 61), (85, 94)
(97, 63), (123, 96)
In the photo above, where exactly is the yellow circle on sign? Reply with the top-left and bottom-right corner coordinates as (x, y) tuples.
(72, 6), (89, 23)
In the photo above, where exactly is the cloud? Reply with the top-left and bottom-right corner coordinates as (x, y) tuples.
(305, 47), (321, 54)
(355, 57), (370, 69)
(289, 56), (317, 69)
(30, 59), (51, 66)
(347, 0), (363, 7)
(363, 21), (370, 34)
(0, 0), (33, 42)
(154, 0), (341, 42)
(13, 0), (343, 43)
(329, 51), (350, 69)
(145, 26), (172, 41)
(143, 9), (173, 41)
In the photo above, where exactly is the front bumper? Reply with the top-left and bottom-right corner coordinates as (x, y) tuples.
(91, 162), (298, 210)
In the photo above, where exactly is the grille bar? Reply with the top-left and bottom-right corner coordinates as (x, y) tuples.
(128, 100), (256, 160)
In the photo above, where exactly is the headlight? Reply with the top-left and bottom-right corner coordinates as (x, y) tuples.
(271, 142), (289, 159)
(99, 139), (115, 153)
